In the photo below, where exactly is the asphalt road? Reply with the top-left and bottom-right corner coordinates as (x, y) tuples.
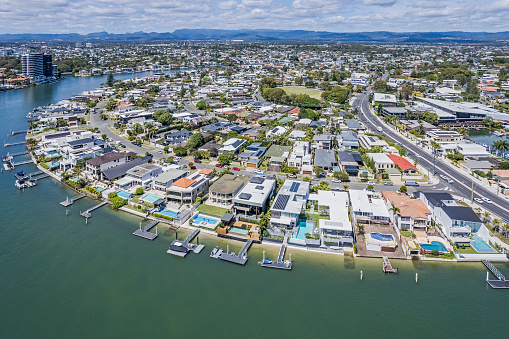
(353, 93), (509, 221)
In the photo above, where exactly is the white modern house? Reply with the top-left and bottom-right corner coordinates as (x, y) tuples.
(270, 180), (310, 228)
(349, 189), (391, 224)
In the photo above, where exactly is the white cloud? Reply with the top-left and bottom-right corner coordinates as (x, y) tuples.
(363, 0), (397, 6)
(218, 0), (238, 10)
(241, 0), (272, 7)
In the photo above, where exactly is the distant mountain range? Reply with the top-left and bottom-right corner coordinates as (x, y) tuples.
(1, 29), (509, 43)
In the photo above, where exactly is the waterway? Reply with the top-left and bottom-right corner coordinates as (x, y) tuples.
(1, 74), (509, 338)
(467, 129), (508, 157)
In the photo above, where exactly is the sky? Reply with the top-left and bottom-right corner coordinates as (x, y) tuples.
(0, 0), (509, 34)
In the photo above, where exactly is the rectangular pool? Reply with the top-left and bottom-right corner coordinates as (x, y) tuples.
(229, 226), (248, 235)
(157, 209), (179, 218)
(140, 194), (161, 203)
(470, 234), (497, 253)
(192, 213), (219, 227)
(294, 221), (314, 241)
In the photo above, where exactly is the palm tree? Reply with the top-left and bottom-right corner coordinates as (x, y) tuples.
(390, 204), (401, 216)
(342, 184), (349, 191)
(492, 140), (509, 157)
(482, 211), (490, 224)
(493, 218), (501, 234)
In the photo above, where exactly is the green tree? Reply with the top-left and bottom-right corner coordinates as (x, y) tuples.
(106, 73), (115, 87)
(136, 187), (144, 195)
(101, 134), (107, 140)
(196, 100), (207, 110)
(400, 185), (408, 193)
(173, 146), (188, 156)
(217, 153), (229, 165)
(294, 77), (303, 85)
(187, 133), (205, 149)
(313, 166), (324, 177)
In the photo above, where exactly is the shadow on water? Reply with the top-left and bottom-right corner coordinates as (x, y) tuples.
(411, 256), (427, 270)
(344, 254), (356, 269)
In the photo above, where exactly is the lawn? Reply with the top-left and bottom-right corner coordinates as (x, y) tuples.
(278, 86), (323, 100)
(197, 204), (230, 217)
(455, 245), (478, 254)
(303, 212), (329, 224)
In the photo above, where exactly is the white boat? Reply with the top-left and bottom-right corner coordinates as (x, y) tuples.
(15, 179), (36, 189)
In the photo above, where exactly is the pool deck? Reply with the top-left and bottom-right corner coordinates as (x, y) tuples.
(355, 222), (405, 259)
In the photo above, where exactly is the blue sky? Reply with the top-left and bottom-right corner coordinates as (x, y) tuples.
(0, 0), (508, 34)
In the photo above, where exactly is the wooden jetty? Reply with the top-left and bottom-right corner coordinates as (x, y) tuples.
(12, 159), (32, 166)
(482, 259), (509, 289)
(259, 237), (292, 270)
(213, 240), (253, 265)
(382, 256), (398, 274)
(60, 193), (86, 206)
(80, 201), (108, 218)
(133, 220), (159, 240)
(4, 141), (26, 147)
(167, 229), (204, 257)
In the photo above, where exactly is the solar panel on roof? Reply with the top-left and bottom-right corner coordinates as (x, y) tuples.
(368, 137), (375, 142)
(239, 193), (252, 200)
(289, 182), (300, 192)
(273, 194), (290, 210)
(232, 140), (243, 148)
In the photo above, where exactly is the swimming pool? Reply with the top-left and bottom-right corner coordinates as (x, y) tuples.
(116, 191), (131, 199)
(370, 232), (394, 242)
(420, 241), (447, 252)
(295, 221), (314, 240)
(192, 213), (219, 226)
(229, 227), (248, 235)
(140, 194), (161, 203)
(470, 234), (497, 253)
(157, 209), (179, 218)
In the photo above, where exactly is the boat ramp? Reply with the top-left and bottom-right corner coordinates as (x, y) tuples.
(483, 259), (509, 289)
(383, 256), (398, 274)
(167, 229), (204, 257)
(211, 239), (253, 265)
(60, 193), (86, 206)
(133, 220), (159, 240)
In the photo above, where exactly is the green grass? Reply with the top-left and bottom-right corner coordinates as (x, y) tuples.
(278, 86), (323, 100)
(455, 245), (478, 254)
(197, 204), (230, 217)
(303, 212), (329, 224)
(400, 230), (413, 237)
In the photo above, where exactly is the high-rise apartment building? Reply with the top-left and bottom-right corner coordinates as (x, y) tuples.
(22, 53), (55, 80)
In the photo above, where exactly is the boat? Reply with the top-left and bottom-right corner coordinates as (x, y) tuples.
(210, 246), (223, 258)
(15, 179), (36, 189)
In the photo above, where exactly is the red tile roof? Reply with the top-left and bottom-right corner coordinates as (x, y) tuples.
(172, 178), (196, 188)
(387, 154), (418, 171)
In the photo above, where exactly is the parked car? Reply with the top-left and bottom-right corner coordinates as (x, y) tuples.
(157, 151), (162, 154)
(474, 198), (483, 204)
(190, 165), (196, 170)
(254, 169), (263, 174)
(367, 181), (374, 185)
(383, 181), (393, 186)
(447, 178), (454, 184)
(286, 173), (297, 179)
(120, 144), (126, 148)
(311, 177), (320, 181)
(482, 197), (493, 204)
(194, 159), (202, 163)
(175, 156), (181, 161)
(232, 167), (240, 171)
(215, 163), (223, 168)
(405, 180), (420, 187)
(332, 178), (341, 183)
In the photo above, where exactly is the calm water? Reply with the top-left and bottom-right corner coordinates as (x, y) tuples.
(1, 76), (509, 338)
(467, 129), (508, 156)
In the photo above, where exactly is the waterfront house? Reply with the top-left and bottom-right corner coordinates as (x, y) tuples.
(124, 163), (163, 188)
(313, 190), (353, 247)
(414, 191), (482, 243)
(232, 175), (277, 216)
(381, 191), (431, 232)
(85, 151), (134, 180)
(165, 169), (213, 205)
(102, 155), (152, 182)
(208, 174), (250, 207)
(152, 170), (187, 194)
(349, 189), (391, 224)
(269, 180), (310, 228)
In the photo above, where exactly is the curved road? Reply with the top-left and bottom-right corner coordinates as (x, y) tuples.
(354, 93), (509, 221)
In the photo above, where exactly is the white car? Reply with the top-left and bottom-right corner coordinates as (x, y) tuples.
(367, 181), (374, 185)
(254, 169), (264, 174)
(482, 197), (493, 204)
(332, 179), (341, 183)
(474, 198), (483, 204)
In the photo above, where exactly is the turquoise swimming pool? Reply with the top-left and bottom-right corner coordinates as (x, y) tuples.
(420, 241), (447, 252)
(140, 194), (161, 203)
(192, 213), (219, 226)
(295, 221), (314, 240)
(157, 209), (179, 218)
(470, 234), (497, 253)
(229, 227), (248, 235)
